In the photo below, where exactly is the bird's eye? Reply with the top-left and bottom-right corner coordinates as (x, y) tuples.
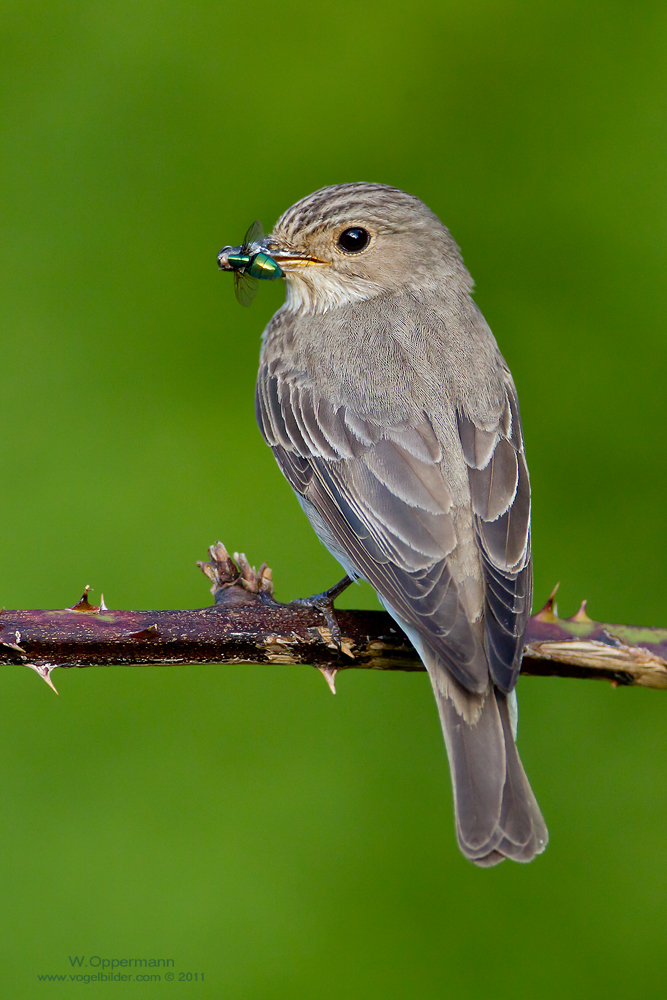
(337, 227), (370, 253)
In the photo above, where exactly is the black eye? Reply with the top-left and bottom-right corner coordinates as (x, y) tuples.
(337, 227), (370, 253)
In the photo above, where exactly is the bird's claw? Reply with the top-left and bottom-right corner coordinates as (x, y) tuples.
(289, 575), (353, 649)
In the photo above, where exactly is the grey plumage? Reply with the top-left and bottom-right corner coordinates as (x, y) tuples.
(251, 182), (547, 865)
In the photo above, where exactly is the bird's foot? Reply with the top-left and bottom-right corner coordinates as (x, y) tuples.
(289, 576), (353, 647)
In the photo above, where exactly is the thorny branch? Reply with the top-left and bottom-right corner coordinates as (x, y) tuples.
(1, 542), (667, 695)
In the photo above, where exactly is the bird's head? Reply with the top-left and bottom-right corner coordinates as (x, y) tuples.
(266, 182), (472, 314)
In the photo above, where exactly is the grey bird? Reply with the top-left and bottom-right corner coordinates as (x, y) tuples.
(222, 182), (548, 866)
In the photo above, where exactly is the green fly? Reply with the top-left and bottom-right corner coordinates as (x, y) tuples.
(217, 220), (284, 306)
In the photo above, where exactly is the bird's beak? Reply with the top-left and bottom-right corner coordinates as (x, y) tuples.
(265, 243), (328, 270)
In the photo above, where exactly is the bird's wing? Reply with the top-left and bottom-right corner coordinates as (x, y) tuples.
(256, 365), (491, 692)
(457, 374), (532, 692)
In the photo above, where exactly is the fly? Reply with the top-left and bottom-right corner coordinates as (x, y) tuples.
(217, 220), (284, 306)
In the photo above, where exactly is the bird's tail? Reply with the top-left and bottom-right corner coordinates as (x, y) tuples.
(426, 655), (548, 866)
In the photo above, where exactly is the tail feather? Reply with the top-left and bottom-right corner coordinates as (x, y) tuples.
(426, 654), (548, 866)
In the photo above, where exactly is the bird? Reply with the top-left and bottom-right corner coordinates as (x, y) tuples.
(222, 182), (548, 866)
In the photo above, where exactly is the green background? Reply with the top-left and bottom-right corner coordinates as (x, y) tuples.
(2, 1), (666, 997)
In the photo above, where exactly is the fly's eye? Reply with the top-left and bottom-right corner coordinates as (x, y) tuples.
(337, 227), (370, 253)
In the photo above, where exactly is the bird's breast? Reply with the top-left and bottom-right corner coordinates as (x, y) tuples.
(261, 292), (506, 433)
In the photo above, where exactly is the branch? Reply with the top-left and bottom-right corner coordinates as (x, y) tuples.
(2, 542), (666, 694)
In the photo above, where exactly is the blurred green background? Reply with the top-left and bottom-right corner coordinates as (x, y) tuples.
(2, 1), (667, 997)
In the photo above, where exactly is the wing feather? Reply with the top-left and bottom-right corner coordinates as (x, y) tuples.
(258, 367), (489, 692)
(468, 438), (519, 521)
(458, 378), (532, 693)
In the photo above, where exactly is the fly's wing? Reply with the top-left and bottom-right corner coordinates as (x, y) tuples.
(456, 374), (532, 693)
(243, 219), (264, 254)
(256, 365), (491, 694)
(234, 271), (259, 307)
(234, 220), (264, 305)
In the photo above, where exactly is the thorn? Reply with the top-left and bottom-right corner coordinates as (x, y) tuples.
(67, 586), (100, 614)
(570, 599), (592, 623)
(535, 583), (560, 621)
(317, 665), (338, 695)
(1, 630), (27, 655)
(127, 624), (161, 640)
(26, 662), (59, 694)
(2, 641), (26, 654)
(100, 593), (108, 611)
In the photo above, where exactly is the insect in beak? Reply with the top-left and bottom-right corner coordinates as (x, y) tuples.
(217, 220), (284, 306)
